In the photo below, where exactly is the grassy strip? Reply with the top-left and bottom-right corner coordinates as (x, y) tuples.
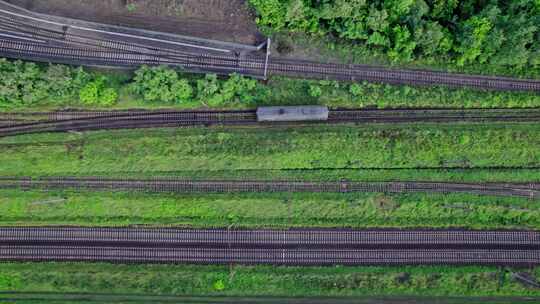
(12, 168), (539, 183)
(0, 124), (539, 175)
(1, 190), (538, 229)
(1, 263), (538, 297)
(259, 77), (540, 109)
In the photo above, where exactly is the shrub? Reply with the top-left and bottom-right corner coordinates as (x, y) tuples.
(130, 67), (258, 107)
(79, 76), (118, 106)
(171, 79), (193, 103)
(79, 82), (100, 105)
(100, 88), (119, 106)
(349, 83), (364, 96)
(131, 65), (194, 103)
(308, 84), (322, 98)
(196, 73), (257, 106)
(196, 73), (223, 106)
(0, 59), (94, 108)
(221, 73), (258, 103)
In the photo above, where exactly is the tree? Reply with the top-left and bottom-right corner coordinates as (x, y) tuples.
(388, 25), (417, 62)
(171, 79), (193, 103)
(455, 16), (493, 66)
(414, 21), (452, 57)
(131, 65), (192, 103)
(79, 76), (118, 106)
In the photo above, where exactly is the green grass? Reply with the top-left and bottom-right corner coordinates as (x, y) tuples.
(8, 168), (537, 183)
(259, 77), (540, 109)
(0, 190), (538, 229)
(1, 263), (539, 297)
(0, 124), (539, 176)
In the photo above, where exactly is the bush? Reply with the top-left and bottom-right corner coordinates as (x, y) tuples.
(0, 58), (118, 108)
(131, 65), (177, 103)
(79, 82), (100, 105)
(349, 83), (364, 96)
(196, 73), (222, 106)
(0, 60), (63, 107)
(79, 76), (118, 106)
(131, 65), (195, 104)
(131, 67), (258, 107)
(100, 88), (119, 106)
(221, 73), (258, 103)
(196, 73), (257, 106)
(308, 84), (322, 98)
(171, 79), (193, 103)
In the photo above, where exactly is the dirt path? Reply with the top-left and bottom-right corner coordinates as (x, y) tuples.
(5, 0), (264, 45)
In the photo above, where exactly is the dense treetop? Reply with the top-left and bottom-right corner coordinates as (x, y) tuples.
(248, 0), (540, 69)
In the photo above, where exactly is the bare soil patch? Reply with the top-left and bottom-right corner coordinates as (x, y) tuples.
(5, 0), (263, 45)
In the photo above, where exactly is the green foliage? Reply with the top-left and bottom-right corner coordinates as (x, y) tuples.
(0, 273), (22, 289)
(261, 76), (540, 109)
(130, 65), (192, 103)
(79, 82), (100, 104)
(349, 83), (364, 96)
(213, 279), (226, 291)
(1, 263), (540, 297)
(248, 0), (540, 68)
(456, 16), (494, 66)
(2, 187), (540, 229)
(0, 58), (121, 108)
(2, 124), (539, 174)
(308, 84), (322, 97)
(79, 76), (118, 106)
(0, 59), (92, 108)
(130, 66), (257, 107)
(220, 73), (258, 104)
(196, 74), (223, 106)
(196, 73), (258, 106)
(171, 79), (193, 103)
(388, 25), (416, 62)
(125, 3), (137, 12)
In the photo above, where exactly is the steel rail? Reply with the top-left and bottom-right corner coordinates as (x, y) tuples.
(0, 111), (257, 136)
(0, 8), (539, 92)
(1, 246), (538, 266)
(1, 33), (538, 92)
(0, 108), (538, 137)
(0, 6), (232, 53)
(0, 178), (537, 199)
(0, 39), (262, 77)
(1, 227), (538, 249)
(0, 15), (234, 58)
(1, 227), (539, 266)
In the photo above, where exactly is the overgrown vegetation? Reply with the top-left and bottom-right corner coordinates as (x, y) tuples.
(1, 263), (539, 297)
(0, 124), (539, 175)
(129, 66), (257, 106)
(0, 59), (118, 108)
(1, 59), (539, 110)
(248, 0), (540, 70)
(1, 189), (538, 229)
(0, 61), (259, 109)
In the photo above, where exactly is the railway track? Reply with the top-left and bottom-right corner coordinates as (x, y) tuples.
(0, 177), (537, 199)
(0, 3), (539, 91)
(0, 227), (538, 266)
(0, 108), (538, 137)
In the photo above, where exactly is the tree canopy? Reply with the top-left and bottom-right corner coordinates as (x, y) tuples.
(249, 0), (540, 69)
